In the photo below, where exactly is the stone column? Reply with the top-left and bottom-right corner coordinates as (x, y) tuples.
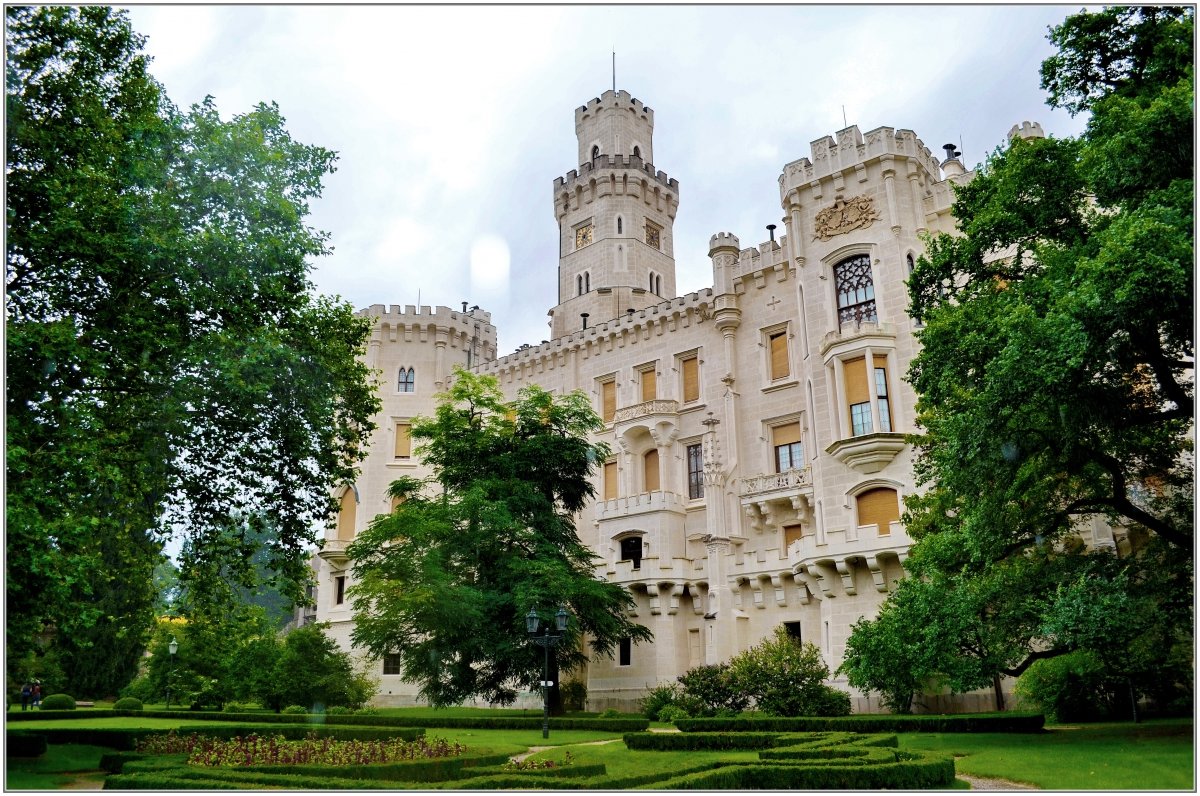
(646, 582), (679, 682)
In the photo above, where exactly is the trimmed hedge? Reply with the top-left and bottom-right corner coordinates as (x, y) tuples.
(623, 731), (781, 750)
(675, 711), (1045, 734)
(6, 731), (47, 757)
(39, 693), (76, 711)
(653, 754), (956, 790)
(7, 724), (425, 752)
(5, 708), (647, 732)
(112, 697), (143, 711)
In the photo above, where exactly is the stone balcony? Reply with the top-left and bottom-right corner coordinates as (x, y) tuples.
(825, 432), (906, 474)
(738, 467), (815, 532)
(612, 398), (679, 426)
(318, 538), (351, 566)
(594, 490), (688, 522)
(788, 521), (912, 597)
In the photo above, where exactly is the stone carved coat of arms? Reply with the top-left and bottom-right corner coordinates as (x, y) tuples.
(812, 194), (881, 241)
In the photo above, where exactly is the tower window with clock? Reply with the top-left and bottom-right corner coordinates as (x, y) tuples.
(575, 222), (594, 249)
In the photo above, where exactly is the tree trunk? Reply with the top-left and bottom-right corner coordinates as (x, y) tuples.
(548, 655), (564, 716)
(1128, 678), (1140, 723)
(993, 673), (1006, 712)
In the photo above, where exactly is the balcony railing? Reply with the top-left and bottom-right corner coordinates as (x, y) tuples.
(739, 467), (812, 498)
(613, 399), (679, 424)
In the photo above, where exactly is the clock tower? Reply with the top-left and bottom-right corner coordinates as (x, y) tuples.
(549, 90), (680, 339)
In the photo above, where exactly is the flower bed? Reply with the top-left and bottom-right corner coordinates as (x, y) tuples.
(135, 731), (463, 767)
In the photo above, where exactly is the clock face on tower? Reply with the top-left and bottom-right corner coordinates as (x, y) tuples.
(644, 220), (661, 250)
(575, 223), (594, 249)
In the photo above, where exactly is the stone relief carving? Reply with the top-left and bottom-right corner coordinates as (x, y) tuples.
(812, 194), (881, 241)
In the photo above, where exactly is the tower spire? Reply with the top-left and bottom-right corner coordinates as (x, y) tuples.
(612, 50), (616, 93)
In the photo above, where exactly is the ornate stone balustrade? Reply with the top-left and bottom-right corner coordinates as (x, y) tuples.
(739, 467), (813, 498)
(595, 490), (688, 522)
(318, 538), (350, 565)
(613, 399), (679, 424)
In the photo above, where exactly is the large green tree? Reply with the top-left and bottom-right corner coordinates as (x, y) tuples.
(348, 369), (652, 708)
(6, 6), (379, 679)
(842, 7), (1193, 710)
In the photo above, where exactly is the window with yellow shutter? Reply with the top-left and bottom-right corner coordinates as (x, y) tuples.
(337, 487), (356, 541)
(845, 355), (892, 435)
(394, 422), (412, 459)
(856, 487), (900, 534)
(681, 355), (699, 403)
(603, 461), (618, 500)
(772, 422), (803, 472)
(643, 449), (660, 492)
(640, 367), (657, 402)
(600, 379), (616, 422)
(769, 331), (790, 380)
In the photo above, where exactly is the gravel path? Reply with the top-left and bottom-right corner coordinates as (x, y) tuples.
(958, 774), (1038, 790)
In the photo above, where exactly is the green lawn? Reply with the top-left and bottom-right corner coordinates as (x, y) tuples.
(899, 719), (1194, 790)
(7, 712), (1193, 790)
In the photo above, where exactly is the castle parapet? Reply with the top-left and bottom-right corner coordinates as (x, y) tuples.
(1007, 120), (1045, 142)
(554, 155), (678, 193)
(575, 89), (653, 126)
(778, 125), (942, 192)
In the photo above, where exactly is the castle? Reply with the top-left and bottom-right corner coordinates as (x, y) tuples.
(305, 90), (1111, 712)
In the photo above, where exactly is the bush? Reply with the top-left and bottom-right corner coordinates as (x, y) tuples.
(727, 627), (850, 716)
(675, 712), (1045, 733)
(560, 679), (587, 712)
(39, 693), (76, 711)
(657, 704), (691, 723)
(282, 705), (308, 715)
(599, 708), (621, 718)
(639, 682), (681, 721)
(677, 663), (750, 716)
(221, 703), (247, 713)
(326, 706), (353, 715)
(353, 706), (380, 716)
(1015, 650), (1117, 722)
(113, 697), (143, 711)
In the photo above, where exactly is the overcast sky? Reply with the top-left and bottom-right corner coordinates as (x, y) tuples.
(124, 4), (1090, 354)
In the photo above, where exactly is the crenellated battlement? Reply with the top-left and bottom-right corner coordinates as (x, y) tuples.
(778, 125), (943, 193)
(708, 232), (741, 255)
(359, 303), (496, 341)
(555, 154), (678, 193)
(575, 89), (653, 126)
(476, 288), (715, 376)
(1007, 120), (1045, 142)
(731, 235), (790, 280)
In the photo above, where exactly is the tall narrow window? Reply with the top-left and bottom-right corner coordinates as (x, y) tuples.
(656, 274), (662, 295)
(640, 367), (657, 402)
(769, 331), (790, 380)
(577, 274), (583, 296)
(633, 146), (641, 159)
(875, 366), (892, 432)
(617, 216), (623, 235)
(681, 355), (699, 403)
(337, 488), (356, 541)
(643, 449), (660, 492)
(687, 443), (704, 499)
(397, 367), (415, 392)
(773, 422), (803, 472)
(394, 422), (412, 459)
(591, 145), (600, 160)
(603, 460), (618, 500)
(619, 636), (632, 666)
(857, 487), (900, 534)
(845, 357), (891, 436)
(335, 575), (346, 605)
(834, 254), (877, 330)
(584, 271), (590, 292)
(600, 379), (616, 422)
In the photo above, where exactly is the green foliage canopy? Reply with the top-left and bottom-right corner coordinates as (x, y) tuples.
(348, 369), (651, 707)
(842, 7), (1193, 711)
(5, 6), (379, 675)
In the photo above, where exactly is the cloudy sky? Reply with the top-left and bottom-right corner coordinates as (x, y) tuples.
(124, 4), (1090, 353)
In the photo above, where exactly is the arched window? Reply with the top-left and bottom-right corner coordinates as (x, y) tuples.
(616, 216), (623, 235)
(397, 367), (415, 392)
(856, 487), (900, 535)
(584, 271), (590, 292)
(337, 486), (357, 541)
(633, 146), (641, 159)
(591, 145), (600, 160)
(656, 275), (662, 296)
(643, 449), (660, 492)
(906, 253), (915, 274)
(649, 272), (656, 292)
(577, 274), (584, 296)
(834, 254), (877, 330)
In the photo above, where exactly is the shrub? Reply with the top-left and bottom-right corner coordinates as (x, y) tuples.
(560, 679), (587, 712)
(600, 708), (621, 718)
(657, 704), (691, 723)
(326, 706), (353, 715)
(40, 693), (76, 711)
(113, 697), (143, 711)
(282, 705), (308, 715)
(727, 627), (851, 717)
(1015, 650), (1116, 722)
(353, 706), (379, 716)
(639, 682), (681, 721)
(677, 663), (750, 716)
(221, 703), (247, 713)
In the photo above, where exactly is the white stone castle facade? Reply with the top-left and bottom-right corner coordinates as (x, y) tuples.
(308, 90), (1093, 713)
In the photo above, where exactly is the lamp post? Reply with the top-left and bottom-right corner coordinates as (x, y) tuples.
(166, 636), (178, 710)
(526, 606), (569, 739)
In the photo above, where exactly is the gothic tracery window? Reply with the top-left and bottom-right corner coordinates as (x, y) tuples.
(834, 254), (877, 330)
(397, 366), (415, 392)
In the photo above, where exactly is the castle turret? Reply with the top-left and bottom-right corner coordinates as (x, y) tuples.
(548, 89), (680, 339)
